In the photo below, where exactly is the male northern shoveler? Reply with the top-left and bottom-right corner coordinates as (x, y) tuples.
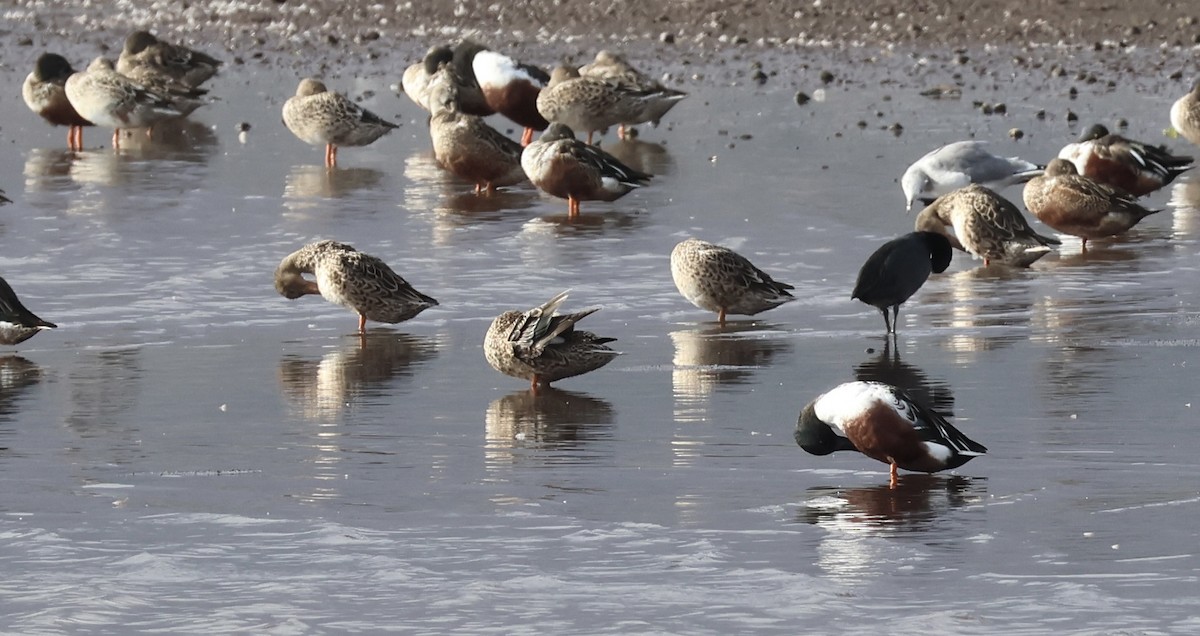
(274, 240), (438, 334)
(852, 231), (952, 335)
(427, 75), (527, 195)
(1170, 81), (1200, 147)
(900, 141), (1043, 212)
(448, 40), (496, 117)
(670, 238), (796, 325)
(1057, 124), (1193, 196)
(521, 123), (650, 217)
(22, 53), (93, 151)
(401, 45), (454, 112)
(115, 30), (222, 89)
(577, 50), (687, 139)
(471, 49), (550, 146)
(1023, 159), (1162, 250)
(915, 184), (1059, 267)
(64, 57), (193, 149)
(796, 381), (987, 487)
(483, 291), (620, 393)
(282, 78), (399, 168)
(0, 275), (57, 346)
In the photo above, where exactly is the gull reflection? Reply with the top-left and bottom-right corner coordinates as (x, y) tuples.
(853, 340), (954, 417)
(671, 322), (793, 404)
(484, 388), (614, 467)
(278, 331), (440, 422)
(283, 164), (385, 202)
(0, 355), (43, 423)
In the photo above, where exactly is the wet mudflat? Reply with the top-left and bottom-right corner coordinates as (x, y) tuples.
(1, 45), (1199, 633)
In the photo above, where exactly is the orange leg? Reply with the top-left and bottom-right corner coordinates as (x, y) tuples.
(718, 308), (727, 325)
(586, 130), (595, 145)
(889, 462), (899, 488)
(983, 258), (991, 267)
(112, 129), (121, 149)
(568, 196), (580, 218)
(357, 313), (367, 335)
(618, 123), (627, 140)
(521, 127), (534, 146)
(325, 144), (338, 167)
(475, 183), (483, 195)
(67, 127), (76, 150)
(530, 376), (541, 394)
(74, 126), (84, 150)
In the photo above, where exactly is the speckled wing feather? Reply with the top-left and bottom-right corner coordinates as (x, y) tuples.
(712, 247), (796, 297)
(336, 250), (438, 307)
(972, 192), (1059, 246)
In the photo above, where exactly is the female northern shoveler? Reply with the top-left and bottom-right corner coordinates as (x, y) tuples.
(1057, 124), (1193, 196)
(577, 50), (687, 139)
(536, 66), (653, 145)
(401, 45), (453, 111)
(115, 30), (222, 89)
(64, 57), (193, 149)
(0, 275), (57, 346)
(1171, 81), (1200, 147)
(521, 123), (651, 217)
(1023, 159), (1162, 250)
(282, 78), (399, 168)
(427, 76), (527, 195)
(471, 49), (550, 146)
(915, 184), (1059, 267)
(796, 381), (987, 487)
(274, 240), (439, 334)
(900, 141), (1043, 212)
(852, 231), (952, 335)
(483, 291), (620, 393)
(670, 238), (796, 325)
(22, 53), (93, 151)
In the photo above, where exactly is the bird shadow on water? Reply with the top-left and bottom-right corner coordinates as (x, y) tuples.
(797, 474), (987, 537)
(671, 321), (793, 400)
(599, 135), (675, 176)
(277, 331), (440, 421)
(853, 340), (954, 417)
(484, 387), (615, 467)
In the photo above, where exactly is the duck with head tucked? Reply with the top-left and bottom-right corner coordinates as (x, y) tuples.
(521, 123), (651, 217)
(1023, 158), (1162, 250)
(22, 53), (93, 150)
(64, 57), (196, 149)
(670, 238), (796, 325)
(274, 240), (438, 335)
(915, 184), (1059, 267)
(116, 30), (222, 89)
(1057, 123), (1193, 196)
(1171, 81), (1200, 147)
(282, 78), (399, 168)
(427, 67), (527, 195)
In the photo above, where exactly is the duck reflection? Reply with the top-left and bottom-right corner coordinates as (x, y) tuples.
(65, 348), (144, 466)
(278, 331), (440, 422)
(600, 132), (674, 176)
(1168, 179), (1200, 239)
(283, 164), (385, 201)
(0, 356), (43, 422)
(799, 475), (986, 539)
(853, 340), (954, 417)
(484, 388), (614, 466)
(23, 148), (77, 194)
(671, 322), (793, 402)
(110, 118), (218, 156)
(923, 266), (1035, 361)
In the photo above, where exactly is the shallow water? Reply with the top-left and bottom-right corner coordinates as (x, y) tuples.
(1, 46), (1199, 633)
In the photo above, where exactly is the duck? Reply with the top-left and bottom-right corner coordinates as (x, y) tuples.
(521, 123), (651, 217)
(115, 30), (222, 89)
(0, 275), (57, 346)
(274, 240), (439, 334)
(427, 75), (527, 195)
(22, 53), (93, 151)
(447, 39), (496, 117)
(536, 66), (654, 145)
(795, 381), (987, 487)
(471, 49), (550, 146)
(282, 78), (399, 167)
(900, 141), (1043, 212)
(852, 231), (952, 335)
(483, 290), (620, 392)
(578, 50), (687, 139)
(63, 57), (194, 149)
(1057, 123), (1193, 196)
(1170, 81), (1200, 147)
(400, 45), (454, 111)
(670, 238), (796, 325)
(915, 184), (1059, 267)
(1023, 158), (1162, 250)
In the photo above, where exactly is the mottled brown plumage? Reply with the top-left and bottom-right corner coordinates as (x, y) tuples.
(116, 30), (222, 89)
(428, 68), (527, 194)
(1023, 159), (1161, 250)
(670, 238), (795, 325)
(22, 53), (93, 150)
(915, 184), (1058, 267)
(282, 78), (398, 167)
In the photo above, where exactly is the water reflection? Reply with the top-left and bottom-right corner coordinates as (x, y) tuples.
(277, 331), (440, 422)
(110, 118), (218, 156)
(853, 340), (954, 417)
(23, 148), (76, 194)
(671, 322), (792, 405)
(0, 356), (43, 423)
(283, 165), (385, 201)
(601, 136), (674, 176)
(64, 348), (144, 467)
(1168, 179), (1200, 239)
(927, 267), (1034, 361)
(799, 475), (986, 536)
(484, 388), (614, 466)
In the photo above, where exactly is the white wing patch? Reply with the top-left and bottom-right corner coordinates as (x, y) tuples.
(812, 381), (916, 437)
(472, 51), (540, 90)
